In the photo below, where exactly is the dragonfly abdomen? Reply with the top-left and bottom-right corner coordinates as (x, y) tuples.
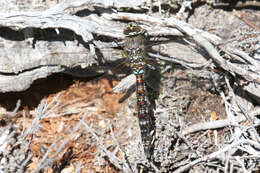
(135, 73), (153, 159)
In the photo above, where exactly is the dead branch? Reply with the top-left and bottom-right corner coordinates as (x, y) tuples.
(181, 110), (259, 135)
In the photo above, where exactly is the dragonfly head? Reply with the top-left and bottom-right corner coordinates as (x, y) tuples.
(123, 22), (146, 37)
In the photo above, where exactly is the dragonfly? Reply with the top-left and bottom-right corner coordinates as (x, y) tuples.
(121, 22), (157, 159)
(95, 22), (161, 159)
(28, 22), (165, 160)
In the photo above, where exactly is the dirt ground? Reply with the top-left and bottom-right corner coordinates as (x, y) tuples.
(0, 1), (260, 173)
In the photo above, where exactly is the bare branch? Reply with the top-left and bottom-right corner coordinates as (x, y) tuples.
(181, 113), (256, 136)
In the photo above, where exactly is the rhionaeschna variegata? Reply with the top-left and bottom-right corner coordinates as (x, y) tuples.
(121, 22), (158, 159)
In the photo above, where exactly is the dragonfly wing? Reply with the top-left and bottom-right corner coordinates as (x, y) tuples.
(144, 66), (161, 93)
(63, 65), (112, 77)
(113, 74), (136, 93)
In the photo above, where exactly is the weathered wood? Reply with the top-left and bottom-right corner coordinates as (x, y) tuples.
(0, 0), (207, 92)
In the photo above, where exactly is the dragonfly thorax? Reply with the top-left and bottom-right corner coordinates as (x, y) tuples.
(129, 55), (146, 75)
(123, 24), (147, 75)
